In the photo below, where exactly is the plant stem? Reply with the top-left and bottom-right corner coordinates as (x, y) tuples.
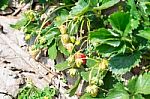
(100, 88), (108, 93)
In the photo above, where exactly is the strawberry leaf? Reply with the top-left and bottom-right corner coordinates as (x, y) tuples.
(109, 12), (130, 35)
(81, 71), (90, 81)
(137, 28), (150, 41)
(86, 58), (98, 68)
(70, 0), (89, 16)
(57, 41), (69, 56)
(127, 0), (140, 19)
(130, 94), (144, 99)
(106, 83), (129, 99)
(93, 0), (120, 11)
(10, 16), (28, 30)
(96, 44), (119, 56)
(48, 41), (57, 59)
(89, 28), (119, 46)
(55, 61), (70, 71)
(134, 72), (150, 95)
(89, 28), (118, 40)
(109, 51), (141, 75)
(54, 9), (69, 27)
(127, 72), (150, 95)
(127, 76), (137, 94)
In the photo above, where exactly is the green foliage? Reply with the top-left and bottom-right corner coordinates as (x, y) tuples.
(17, 82), (56, 99)
(93, 0), (120, 11)
(109, 12), (130, 34)
(109, 51), (141, 75)
(137, 28), (150, 41)
(89, 28), (117, 42)
(48, 41), (57, 59)
(11, 0), (150, 98)
(55, 61), (70, 71)
(106, 72), (150, 99)
(133, 72), (150, 95)
(0, 0), (10, 10)
(10, 17), (29, 30)
(106, 83), (130, 99)
(63, 0), (74, 5)
(57, 41), (70, 56)
(70, 0), (89, 16)
(54, 9), (69, 27)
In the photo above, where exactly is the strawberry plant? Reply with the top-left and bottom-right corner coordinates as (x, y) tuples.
(12, 0), (150, 98)
(17, 81), (56, 99)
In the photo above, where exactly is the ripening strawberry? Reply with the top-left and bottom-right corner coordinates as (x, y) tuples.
(61, 34), (69, 44)
(75, 52), (86, 65)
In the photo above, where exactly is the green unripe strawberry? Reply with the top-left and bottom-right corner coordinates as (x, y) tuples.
(43, 96), (49, 99)
(75, 38), (81, 45)
(29, 47), (40, 59)
(61, 34), (69, 44)
(25, 10), (35, 21)
(68, 68), (77, 77)
(98, 79), (103, 86)
(99, 59), (108, 70)
(86, 85), (99, 97)
(39, 37), (46, 44)
(67, 55), (74, 64)
(25, 34), (31, 41)
(90, 77), (99, 85)
(75, 58), (83, 68)
(70, 36), (75, 43)
(31, 45), (36, 50)
(59, 25), (67, 34)
(65, 43), (74, 53)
